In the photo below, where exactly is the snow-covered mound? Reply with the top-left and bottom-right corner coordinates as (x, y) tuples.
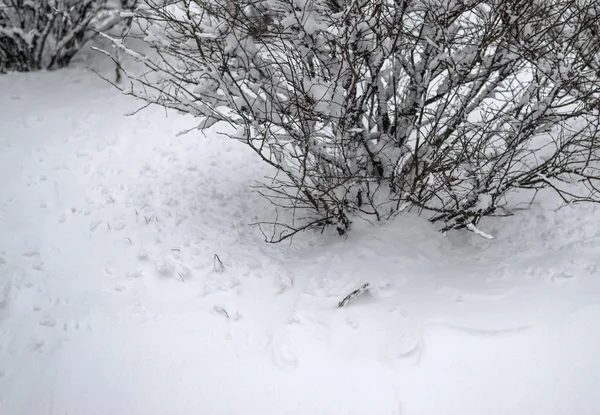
(1, 54), (600, 415)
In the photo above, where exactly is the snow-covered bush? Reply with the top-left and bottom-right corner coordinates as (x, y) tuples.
(108, 0), (600, 241)
(0, 0), (136, 72)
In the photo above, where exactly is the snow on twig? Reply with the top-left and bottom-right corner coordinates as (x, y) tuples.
(338, 283), (371, 308)
(466, 223), (494, 240)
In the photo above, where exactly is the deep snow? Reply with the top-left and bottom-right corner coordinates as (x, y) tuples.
(1, 51), (600, 415)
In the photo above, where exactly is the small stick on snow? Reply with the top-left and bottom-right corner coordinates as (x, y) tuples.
(214, 254), (224, 273)
(212, 306), (229, 319)
(466, 223), (494, 239)
(338, 283), (370, 308)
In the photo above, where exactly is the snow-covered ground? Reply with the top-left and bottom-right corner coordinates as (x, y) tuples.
(1, 51), (600, 415)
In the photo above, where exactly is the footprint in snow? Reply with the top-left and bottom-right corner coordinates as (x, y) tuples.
(114, 284), (127, 292)
(39, 316), (56, 327)
(0, 284), (11, 317)
(269, 332), (298, 373)
(28, 339), (45, 352)
(31, 260), (44, 271)
(382, 331), (422, 367)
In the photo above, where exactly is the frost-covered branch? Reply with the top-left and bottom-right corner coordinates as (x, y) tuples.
(104, 0), (600, 240)
(0, 0), (139, 72)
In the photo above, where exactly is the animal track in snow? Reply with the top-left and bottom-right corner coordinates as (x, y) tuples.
(269, 332), (298, 372)
(382, 331), (422, 367)
(39, 316), (56, 327)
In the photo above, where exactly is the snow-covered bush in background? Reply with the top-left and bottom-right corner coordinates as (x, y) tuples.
(0, 0), (137, 72)
(107, 0), (600, 241)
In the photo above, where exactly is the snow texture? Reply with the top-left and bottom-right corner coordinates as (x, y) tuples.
(1, 49), (600, 415)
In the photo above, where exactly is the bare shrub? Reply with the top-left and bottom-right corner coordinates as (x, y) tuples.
(0, 0), (137, 72)
(105, 0), (600, 241)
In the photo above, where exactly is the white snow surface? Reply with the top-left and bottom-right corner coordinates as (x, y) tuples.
(1, 54), (600, 415)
